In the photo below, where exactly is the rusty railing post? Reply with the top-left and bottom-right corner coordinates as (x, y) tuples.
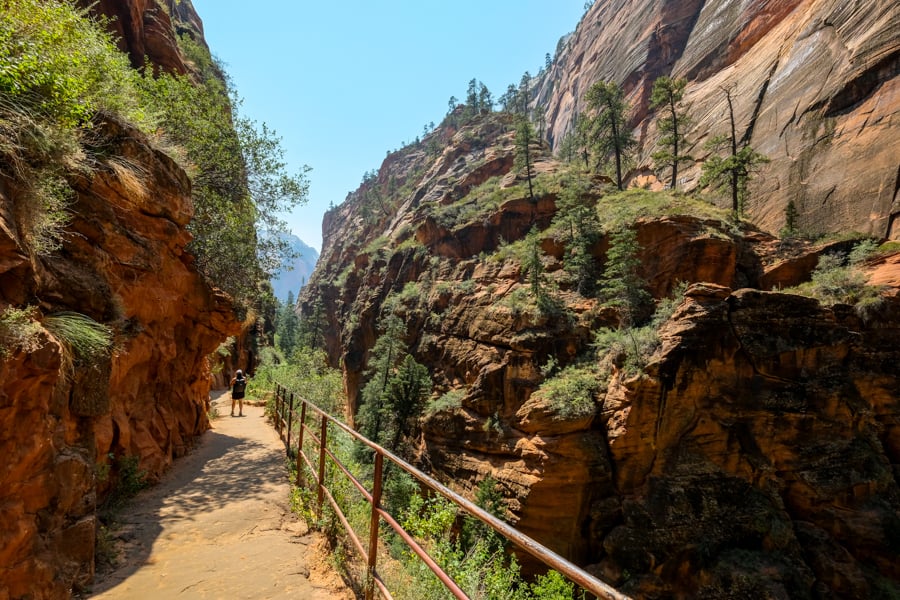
(275, 386), (283, 438)
(316, 414), (328, 520)
(296, 400), (307, 487)
(297, 397), (306, 487)
(286, 392), (295, 452)
(365, 451), (384, 600)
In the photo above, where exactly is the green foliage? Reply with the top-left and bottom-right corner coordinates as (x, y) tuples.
(583, 81), (634, 189)
(594, 326), (659, 378)
(781, 200), (800, 237)
(461, 78), (493, 120)
(100, 453), (149, 512)
(700, 140), (768, 216)
(42, 311), (113, 372)
(786, 242), (885, 310)
(0, 0), (145, 128)
(649, 77), (692, 189)
(357, 314), (432, 450)
(297, 297), (328, 350)
(0, 0), (149, 256)
(594, 188), (732, 232)
(514, 115), (537, 202)
(594, 280), (686, 379)
(531, 364), (599, 419)
(599, 227), (651, 326)
(426, 388), (465, 415)
(250, 346), (344, 416)
(396, 490), (576, 600)
(0, 305), (42, 356)
(698, 87), (768, 216)
(553, 174), (600, 295)
(275, 292), (300, 357)
(139, 35), (309, 310)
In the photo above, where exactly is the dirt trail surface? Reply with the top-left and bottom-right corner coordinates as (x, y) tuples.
(89, 391), (353, 599)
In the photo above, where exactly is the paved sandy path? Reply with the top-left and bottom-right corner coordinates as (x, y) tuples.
(89, 391), (353, 599)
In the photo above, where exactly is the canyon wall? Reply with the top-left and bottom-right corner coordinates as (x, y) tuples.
(303, 108), (899, 598)
(300, 0), (900, 596)
(535, 0), (899, 240)
(0, 1), (239, 597)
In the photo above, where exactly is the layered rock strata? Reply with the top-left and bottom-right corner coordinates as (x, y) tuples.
(536, 0), (899, 239)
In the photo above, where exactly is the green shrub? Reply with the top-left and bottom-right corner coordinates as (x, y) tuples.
(100, 453), (148, 513)
(395, 491), (576, 600)
(595, 188), (731, 232)
(0, 306), (43, 356)
(250, 346), (344, 416)
(426, 389), (465, 415)
(41, 311), (113, 380)
(786, 242), (884, 308)
(0, 1), (152, 256)
(531, 364), (599, 418)
(0, 0), (145, 128)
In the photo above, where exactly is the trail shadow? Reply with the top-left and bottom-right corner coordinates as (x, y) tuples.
(89, 398), (291, 595)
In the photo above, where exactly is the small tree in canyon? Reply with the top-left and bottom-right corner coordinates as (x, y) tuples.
(553, 175), (600, 295)
(357, 313), (432, 451)
(583, 81), (634, 190)
(599, 226), (650, 328)
(650, 76), (692, 189)
(699, 86), (768, 217)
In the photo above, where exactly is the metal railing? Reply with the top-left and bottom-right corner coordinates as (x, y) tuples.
(273, 384), (630, 600)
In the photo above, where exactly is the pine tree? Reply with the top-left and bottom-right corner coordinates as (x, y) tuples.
(356, 314), (431, 450)
(514, 116), (536, 204)
(276, 291), (300, 357)
(583, 81), (633, 190)
(553, 176), (600, 295)
(650, 77), (692, 189)
(600, 227), (650, 327)
(699, 86), (768, 217)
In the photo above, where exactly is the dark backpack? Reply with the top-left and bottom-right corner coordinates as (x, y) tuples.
(233, 377), (246, 395)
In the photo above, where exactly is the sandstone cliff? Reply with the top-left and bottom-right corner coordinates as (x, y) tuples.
(302, 102), (899, 596)
(0, 1), (239, 596)
(535, 0), (899, 240)
(75, 0), (205, 75)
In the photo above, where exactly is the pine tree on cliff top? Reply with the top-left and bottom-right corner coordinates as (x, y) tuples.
(583, 81), (634, 190)
(650, 76), (693, 190)
(699, 86), (768, 217)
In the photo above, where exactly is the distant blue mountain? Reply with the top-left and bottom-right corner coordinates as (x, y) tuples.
(271, 233), (319, 302)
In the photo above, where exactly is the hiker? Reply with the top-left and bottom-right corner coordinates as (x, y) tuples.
(230, 369), (247, 417)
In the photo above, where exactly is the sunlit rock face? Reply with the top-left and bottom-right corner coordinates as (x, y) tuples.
(77, 0), (206, 74)
(536, 0), (900, 239)
(300, 0), (900, 588)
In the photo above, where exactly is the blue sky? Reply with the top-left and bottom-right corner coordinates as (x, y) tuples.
(191, 1), (587, 252)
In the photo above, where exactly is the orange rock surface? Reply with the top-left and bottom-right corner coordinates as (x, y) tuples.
(536, 0), (899, 239)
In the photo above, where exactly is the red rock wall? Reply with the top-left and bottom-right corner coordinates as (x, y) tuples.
(536, 0), (900, 239)
(76, 0), (205, 75)
(595, 284), (900, 597)
(0, 117), (237, 597)
(303, 102), (900, 595)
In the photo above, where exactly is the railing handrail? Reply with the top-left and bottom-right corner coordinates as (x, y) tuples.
(272, 383), (630, 600)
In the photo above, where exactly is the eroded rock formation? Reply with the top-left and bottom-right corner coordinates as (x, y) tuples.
(76, 0), (205, 75)
(303, 96), (898, 599)
(0, 115), (237, 598)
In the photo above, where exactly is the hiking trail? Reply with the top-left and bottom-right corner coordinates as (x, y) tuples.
(88, 390), (353, 599)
